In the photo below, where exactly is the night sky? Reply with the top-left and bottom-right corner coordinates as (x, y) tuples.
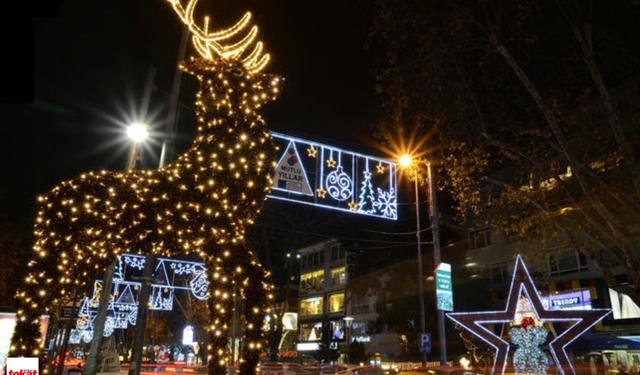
(0, 0), (450, 271)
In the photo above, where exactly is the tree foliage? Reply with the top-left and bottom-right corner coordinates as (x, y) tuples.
(369, 0), (640, 304)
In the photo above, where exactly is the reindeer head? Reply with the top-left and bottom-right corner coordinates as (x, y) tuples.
(167, 0), (281, 116)
(167, 0), (270, 73)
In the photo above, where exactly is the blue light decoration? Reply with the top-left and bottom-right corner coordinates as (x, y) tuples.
(69, 254), (209, 344)
(268, 132), (398, 220)
(446, 255), (611, 375)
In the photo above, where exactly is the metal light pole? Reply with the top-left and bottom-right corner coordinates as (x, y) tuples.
(427, 162), (447, 366)
(128, 254), (156, 375)
(159, 24), (190, 168)
(344, 316), (353, 365)
(412, 167), (428, 367)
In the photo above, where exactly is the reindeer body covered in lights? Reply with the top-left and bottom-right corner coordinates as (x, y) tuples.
(11, 1), (281, 375)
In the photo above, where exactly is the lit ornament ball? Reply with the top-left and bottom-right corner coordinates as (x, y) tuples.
(325, 166), (353, 201)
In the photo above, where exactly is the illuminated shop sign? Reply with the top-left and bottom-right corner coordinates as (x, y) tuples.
(542, 289), (592, 311)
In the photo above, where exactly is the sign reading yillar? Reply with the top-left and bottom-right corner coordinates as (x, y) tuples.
(447, 255), (611, 375)
(268, 132), (398, 220)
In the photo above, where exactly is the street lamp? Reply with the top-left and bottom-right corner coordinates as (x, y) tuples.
(344, 316), (354, 365)
(126, 122), (150, 170)
(399, 154), (447, 367)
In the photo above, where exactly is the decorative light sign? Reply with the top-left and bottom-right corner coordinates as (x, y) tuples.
(268, 132), (398, 220)
(70, 254), (209, 344)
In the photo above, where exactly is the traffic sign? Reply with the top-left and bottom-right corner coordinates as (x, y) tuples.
(435, 262), (453, 311)
(419, 333), (431, 354)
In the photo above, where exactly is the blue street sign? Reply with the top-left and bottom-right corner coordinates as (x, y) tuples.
(419, 333), (431, 354)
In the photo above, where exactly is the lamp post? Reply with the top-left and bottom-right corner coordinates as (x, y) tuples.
(344, 316), (354, 365)
(399, 156), (428, 367)
(85, 124), (151, 375)
(398, 155), (447, 367)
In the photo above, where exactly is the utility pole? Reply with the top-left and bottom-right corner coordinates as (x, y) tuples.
(128, 254), (156, 375)
(414, 168), (427, 367)
(85, 265), (115, 375)
(55, 289), (79, 375)
(86, 66), (156, 375)
(159, 24), (189, 168)
(427, 162), (447, 366)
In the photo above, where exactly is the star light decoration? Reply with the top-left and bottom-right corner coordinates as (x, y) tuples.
(376, 163), (385, 174)
(348, 201), (358, 211)
(11, 1), (281, 375)
(307, 146), (317, 158)
(326, 158), (337, 168)
(316, 187), (327, 199)
(447, 255), (611, 375)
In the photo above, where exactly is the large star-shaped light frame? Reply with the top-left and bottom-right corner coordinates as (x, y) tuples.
(447, 255), (610, 375)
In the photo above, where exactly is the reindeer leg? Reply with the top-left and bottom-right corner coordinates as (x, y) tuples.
(204, 254), (236, 375)
(234, 246), (273, 375)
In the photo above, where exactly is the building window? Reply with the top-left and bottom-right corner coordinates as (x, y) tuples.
(609, 288), (640, 320)
(330, 320), (346, 340)
(469, 227), (491, 249)
(300, 296), (323, 316)
(489, 261), (509, 284)
(329, 293), (345, 313)
(352, 319), (367, 336)
(339, 246), (345, 259)
(313, 252), (319, 266)
(331, 245), (339, 261)
(300, 270), (324, 293)
(331, 267), (346, 286)
(300, 322), (323, 341)
(548, 249), (588, 276)
(320, 250), (324, 264)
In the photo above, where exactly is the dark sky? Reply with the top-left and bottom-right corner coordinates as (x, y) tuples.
(1, 0), (384, 217)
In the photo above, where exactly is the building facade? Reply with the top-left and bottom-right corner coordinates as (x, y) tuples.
(464, 227), (640, 341)
(296, 239), (348, 362)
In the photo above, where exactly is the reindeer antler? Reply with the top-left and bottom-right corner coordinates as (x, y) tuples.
(167, 0), (270, 73)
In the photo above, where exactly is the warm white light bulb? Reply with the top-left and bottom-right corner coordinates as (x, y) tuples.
(127, 123), (149, 143)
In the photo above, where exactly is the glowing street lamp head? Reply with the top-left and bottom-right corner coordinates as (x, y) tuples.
(399, 155), (413, 168)
(127, 123), (149, 143)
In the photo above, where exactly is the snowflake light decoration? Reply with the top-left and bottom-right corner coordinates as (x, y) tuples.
(374, 188), (397, 219)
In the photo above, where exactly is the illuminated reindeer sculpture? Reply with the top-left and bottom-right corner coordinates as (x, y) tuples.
(11, 1), (281, 374)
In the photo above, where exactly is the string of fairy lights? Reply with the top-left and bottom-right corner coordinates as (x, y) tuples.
(11, 1), (280, 375)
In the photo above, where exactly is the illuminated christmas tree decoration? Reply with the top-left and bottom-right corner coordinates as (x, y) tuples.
(11, 1), (280, 374)
(267, 132), (398, 220)
(357, 166), (376, 214)
(446, 255), (611, 375)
